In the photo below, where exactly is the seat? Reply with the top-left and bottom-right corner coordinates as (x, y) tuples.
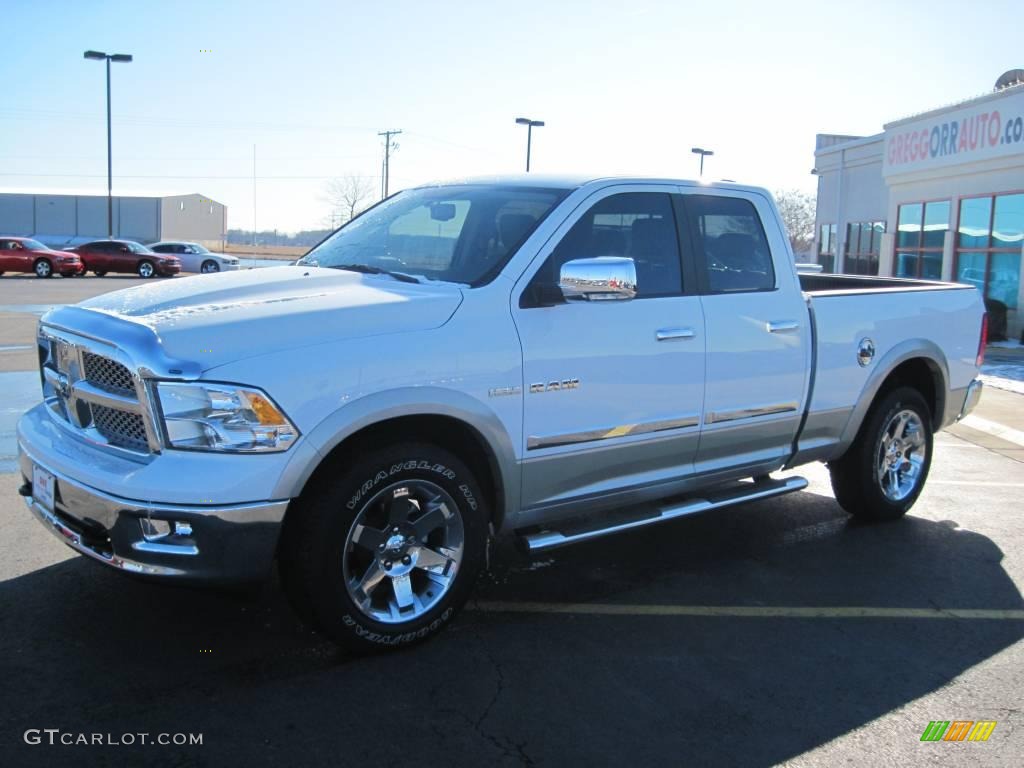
(630, 217), (679, 295)
(498, 213), (537, 250)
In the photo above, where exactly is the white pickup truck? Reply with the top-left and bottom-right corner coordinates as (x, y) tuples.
(17, 176), (987, 651)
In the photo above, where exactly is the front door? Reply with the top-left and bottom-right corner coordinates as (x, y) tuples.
(513, 186), (706, 512)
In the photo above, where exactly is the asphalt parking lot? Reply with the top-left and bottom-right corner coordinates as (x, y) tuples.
(1, 275), (1022, 767)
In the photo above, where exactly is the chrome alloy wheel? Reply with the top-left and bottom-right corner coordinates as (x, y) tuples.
(138, 261), (154, 278)
(875, 409), (927, 502)
(342, 480), (465, 624)
(201, 260), (220, 273)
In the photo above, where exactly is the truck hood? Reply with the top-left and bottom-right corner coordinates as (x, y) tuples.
(73, 266), (464, 369)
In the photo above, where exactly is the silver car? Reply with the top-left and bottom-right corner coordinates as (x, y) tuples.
(148, 242), (240, 273)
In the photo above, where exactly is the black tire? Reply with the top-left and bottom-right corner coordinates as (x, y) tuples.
(829, 386), (933, 521)
(200, 259), (220, 273)
(279, 442), (488, 653)
(93, 270), (107, 277)
(33, 258), (53, 278)
(137, 260), (155, 278)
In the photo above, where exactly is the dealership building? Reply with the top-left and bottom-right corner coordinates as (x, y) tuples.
(0, 192), (227, 250)
(813, 72), (1024, 340)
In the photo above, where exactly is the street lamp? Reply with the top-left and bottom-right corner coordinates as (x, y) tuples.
(515, 117), (545, 172)
(84, 50), (133, 238)
(691, 147), (714, 177)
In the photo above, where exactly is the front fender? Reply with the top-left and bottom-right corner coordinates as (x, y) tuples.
(270, 386), (520, 530)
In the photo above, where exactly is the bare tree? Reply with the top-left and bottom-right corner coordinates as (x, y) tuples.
(323, 174), (374, 229)
(774, 189), (817, 258)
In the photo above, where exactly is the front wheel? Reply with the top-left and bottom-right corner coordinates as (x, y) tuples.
(200, 259), (220, 273)
(33, 259), (53, 278)
(137, 260), (155, 278)
(93, 270), (107, 277)
(279, 443), (488, 653)
(829, 386), (933, 521)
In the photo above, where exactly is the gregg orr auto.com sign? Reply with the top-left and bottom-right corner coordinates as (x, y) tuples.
(883, 87), (1024, 177)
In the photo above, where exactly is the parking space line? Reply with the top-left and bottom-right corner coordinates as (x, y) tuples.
(959, 415), (1024, 448)
(929, 480), (1024, 487)
(472, 602), (1024, 620)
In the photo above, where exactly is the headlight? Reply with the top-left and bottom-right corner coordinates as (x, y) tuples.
(155, 382), (299, 452)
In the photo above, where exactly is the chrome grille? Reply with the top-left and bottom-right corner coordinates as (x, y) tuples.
(91, 404), (149, 452)
(39, 331), (157, 455)
(83, 351), (135, 394)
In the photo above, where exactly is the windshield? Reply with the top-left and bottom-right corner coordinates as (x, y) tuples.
(125, 241), (152, 254)
(21, 239), (47, 250)
(192, 243), (211, 254)
(299, 184), (569, 285)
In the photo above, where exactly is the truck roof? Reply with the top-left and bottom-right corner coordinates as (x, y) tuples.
(414, 174), (770, 197)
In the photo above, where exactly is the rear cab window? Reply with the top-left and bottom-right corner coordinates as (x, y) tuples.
(682, 194), (775, 293)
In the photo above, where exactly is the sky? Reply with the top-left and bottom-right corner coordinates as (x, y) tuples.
(0, 0), (1018, 233)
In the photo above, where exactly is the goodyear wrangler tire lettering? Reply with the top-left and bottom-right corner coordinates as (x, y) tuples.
(280, 443), (487, 654)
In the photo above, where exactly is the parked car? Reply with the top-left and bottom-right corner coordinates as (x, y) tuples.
(17, 176), (986, 653)
(68, 239), (180, 278)
(148, 241), (240, 273)
(0, 237), (83, 278)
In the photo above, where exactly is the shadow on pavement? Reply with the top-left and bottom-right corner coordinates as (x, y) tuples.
(1, 489), (1021, 766)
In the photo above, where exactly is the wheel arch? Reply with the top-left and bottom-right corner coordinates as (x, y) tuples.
(274, 388), (519, 534)
(837, 340), (949, 452)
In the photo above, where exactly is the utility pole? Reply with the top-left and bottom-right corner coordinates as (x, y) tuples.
(252, 144), (257, 247)
(377, 129), (402, 198)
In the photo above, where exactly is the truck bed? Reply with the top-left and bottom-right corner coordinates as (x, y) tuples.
(799, 273), (974, 296)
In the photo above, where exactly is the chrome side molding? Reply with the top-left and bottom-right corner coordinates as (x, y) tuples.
(527, 414), (699, 450)
(706, 402), (799, 424)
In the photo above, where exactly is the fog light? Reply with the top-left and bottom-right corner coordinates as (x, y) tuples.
(140, 518), (171, 540)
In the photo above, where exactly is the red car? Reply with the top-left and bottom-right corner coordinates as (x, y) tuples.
(69, 239), (180, 278)
(0, 237), (83, 278)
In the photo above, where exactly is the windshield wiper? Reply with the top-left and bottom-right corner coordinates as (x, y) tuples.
(330, 263), (420, 283)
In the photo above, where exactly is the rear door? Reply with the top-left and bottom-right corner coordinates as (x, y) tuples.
(513, 185), (706, 511)
(79, 242), (107, 271)
(0, 240), (16, 271)
(678, 190), (811, 473)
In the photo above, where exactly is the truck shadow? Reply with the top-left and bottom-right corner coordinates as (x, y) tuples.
(1, 489), (1021, 766)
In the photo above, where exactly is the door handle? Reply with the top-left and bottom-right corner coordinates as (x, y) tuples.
(656, 327), (696, 341)
(766, 320), (800, 333)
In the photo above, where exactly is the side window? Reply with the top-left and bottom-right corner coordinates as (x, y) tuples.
(530, 192), (683, 301)
(684, 195), (775, 293)
(152, 245), (167, 253)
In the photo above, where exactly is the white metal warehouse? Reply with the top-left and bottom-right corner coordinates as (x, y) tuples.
(0, 192), (227, 251)
(813, 72), (1024, 341)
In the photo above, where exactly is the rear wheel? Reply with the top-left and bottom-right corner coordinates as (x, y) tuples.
(137, 260), (155, 278)
(279, 442), (487, 653)
(201, 259), (220, 273)
(93, 270), (107, 277)
(829, 386), (933, 521)
(33, 258), (53, 278)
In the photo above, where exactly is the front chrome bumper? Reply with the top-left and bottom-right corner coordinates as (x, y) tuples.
(958, 378), (984, 421)
(18, 447), (289, 584)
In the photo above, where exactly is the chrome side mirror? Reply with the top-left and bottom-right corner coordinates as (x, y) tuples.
(559, 256), (637, 301)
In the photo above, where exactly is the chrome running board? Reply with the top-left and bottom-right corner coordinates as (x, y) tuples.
(520, 475), (808, 552)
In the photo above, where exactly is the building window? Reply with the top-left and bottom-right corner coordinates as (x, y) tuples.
(895, 201), (949, 279)
(843, 221), (885, 275)
(955, 193), (1024, 310)
(817, 224), (836, 272)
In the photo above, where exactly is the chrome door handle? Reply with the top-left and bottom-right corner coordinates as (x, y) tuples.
(656, 327), (696, 341)
(766, 320), (800, 333)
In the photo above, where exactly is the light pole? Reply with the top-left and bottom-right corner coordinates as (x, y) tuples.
(84, 50), (132, 238)
(515, 117), (544, 172)
(691, 147), (714, 177)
